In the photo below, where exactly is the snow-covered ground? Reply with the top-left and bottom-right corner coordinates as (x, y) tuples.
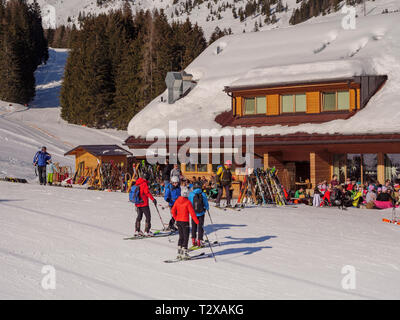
(0, 181), (399, 299)
(0, 48), (128, 181)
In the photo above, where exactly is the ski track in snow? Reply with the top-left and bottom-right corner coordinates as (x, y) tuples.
(1, 182), (400, 299)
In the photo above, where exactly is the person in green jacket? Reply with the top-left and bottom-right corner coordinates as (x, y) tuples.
(351, 185), (363, 207)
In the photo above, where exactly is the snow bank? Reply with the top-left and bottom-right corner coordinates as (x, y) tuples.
(127, 13), (400, 138)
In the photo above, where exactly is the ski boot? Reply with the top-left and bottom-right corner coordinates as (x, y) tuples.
(181, 248), (190, 260)
(134, 230), (144, 237)
(177, 246), (183, 260)
(192, 238), (197, 247)
(144, 231), (153, 237)
(197, 239), (205, 248)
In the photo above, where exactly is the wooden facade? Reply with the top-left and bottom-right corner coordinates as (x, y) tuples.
(65, 145), (132, 183)
(220, 76), (387, 127)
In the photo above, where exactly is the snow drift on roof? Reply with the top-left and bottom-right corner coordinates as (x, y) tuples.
(127, 13), (399, 138)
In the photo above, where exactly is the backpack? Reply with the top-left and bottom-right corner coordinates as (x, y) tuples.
(193, 193), (205, 213)
(129, 185), (143, 205)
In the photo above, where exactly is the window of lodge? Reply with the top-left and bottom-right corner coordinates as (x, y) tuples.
(243, 96), (267, 115)
(384, 154), (400, 183)
(322, 90), (350, 111)
(332, 154), (378, 184)
(281, 93), (306, 113)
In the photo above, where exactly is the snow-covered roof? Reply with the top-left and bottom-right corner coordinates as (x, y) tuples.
(127, 13), (400, 138)
(64, 145), (132, 157)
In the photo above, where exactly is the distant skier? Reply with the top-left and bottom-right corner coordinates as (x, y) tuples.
(170, 163), (181, 183)
(215, 160), (233, 207)
(188, 181), (209, 248)
(133, 174), (157, 236)
(46, 160), (56, 186)
(164, 175), (181, 231)
(33, 146), (51, 185)
(171, 186), (199, 260)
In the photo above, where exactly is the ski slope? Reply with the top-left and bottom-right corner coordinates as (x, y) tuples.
(0, 181), (399, 299)
(0, 48), (128, 182)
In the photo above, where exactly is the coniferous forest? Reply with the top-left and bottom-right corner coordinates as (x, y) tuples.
(60, 6), (207, 130)
(0, 0), (48, 104)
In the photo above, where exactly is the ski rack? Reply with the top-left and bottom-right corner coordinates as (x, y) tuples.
(235, 167), (288, 208)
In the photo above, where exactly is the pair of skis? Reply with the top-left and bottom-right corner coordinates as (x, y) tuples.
(214, 205), (241, 211)
(164, 240), (219, 263)
(164, 252), (212, 263)
(123, 230), (177, 240)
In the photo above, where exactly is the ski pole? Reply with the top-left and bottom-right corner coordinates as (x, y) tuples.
(207, 209), (220, 246)
(154, 203), (167, 231)
(203, 230), (217, 263)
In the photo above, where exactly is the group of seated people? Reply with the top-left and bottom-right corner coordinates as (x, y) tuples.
(292, 175), (400, 209)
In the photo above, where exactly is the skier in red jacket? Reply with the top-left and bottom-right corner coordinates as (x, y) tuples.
(134, 175), (157, 237)
(171, 186), (199, 259)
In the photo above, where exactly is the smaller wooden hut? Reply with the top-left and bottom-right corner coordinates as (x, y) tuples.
(64, 145), (132, 188)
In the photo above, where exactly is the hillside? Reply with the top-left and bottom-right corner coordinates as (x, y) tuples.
(0, 49), (127, 181)
(31, 0), (400, 39)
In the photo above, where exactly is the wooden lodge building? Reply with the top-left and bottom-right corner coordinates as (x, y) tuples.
(125, 74), (400, 192)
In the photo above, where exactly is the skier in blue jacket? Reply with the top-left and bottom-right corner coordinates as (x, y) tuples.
(33, 146), (51, 185)
(164, 176), (181, 231)
(188, 181), (209, 247)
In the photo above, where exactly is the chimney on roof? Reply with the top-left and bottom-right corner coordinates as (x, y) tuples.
(165, 71), (196, 104)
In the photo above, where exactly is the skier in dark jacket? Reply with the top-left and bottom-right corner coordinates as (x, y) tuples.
(134, 175), (157, 237)
(164, 175), (181, 231)
(33, 146), (51, 185)
(188, 181), (209, 247)
(215, 160), (233, 207)
(162, 159), (173, 186)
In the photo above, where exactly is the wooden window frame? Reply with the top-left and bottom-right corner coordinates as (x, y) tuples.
(321, 90), (350, 112)
(242, 96), (267, 115)
(280, 93), (307, 114)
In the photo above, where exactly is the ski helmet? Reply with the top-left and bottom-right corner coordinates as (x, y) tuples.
(171, 176), (179, 184)
(225, 160), (232, 166)
(181, 186), (189, 197)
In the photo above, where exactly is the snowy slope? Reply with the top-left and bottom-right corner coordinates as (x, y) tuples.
(0, 48), (127, 181)
(30, 0), (400, 39)
(127, 12), (400, 138)
(1, 181), (399, 299)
